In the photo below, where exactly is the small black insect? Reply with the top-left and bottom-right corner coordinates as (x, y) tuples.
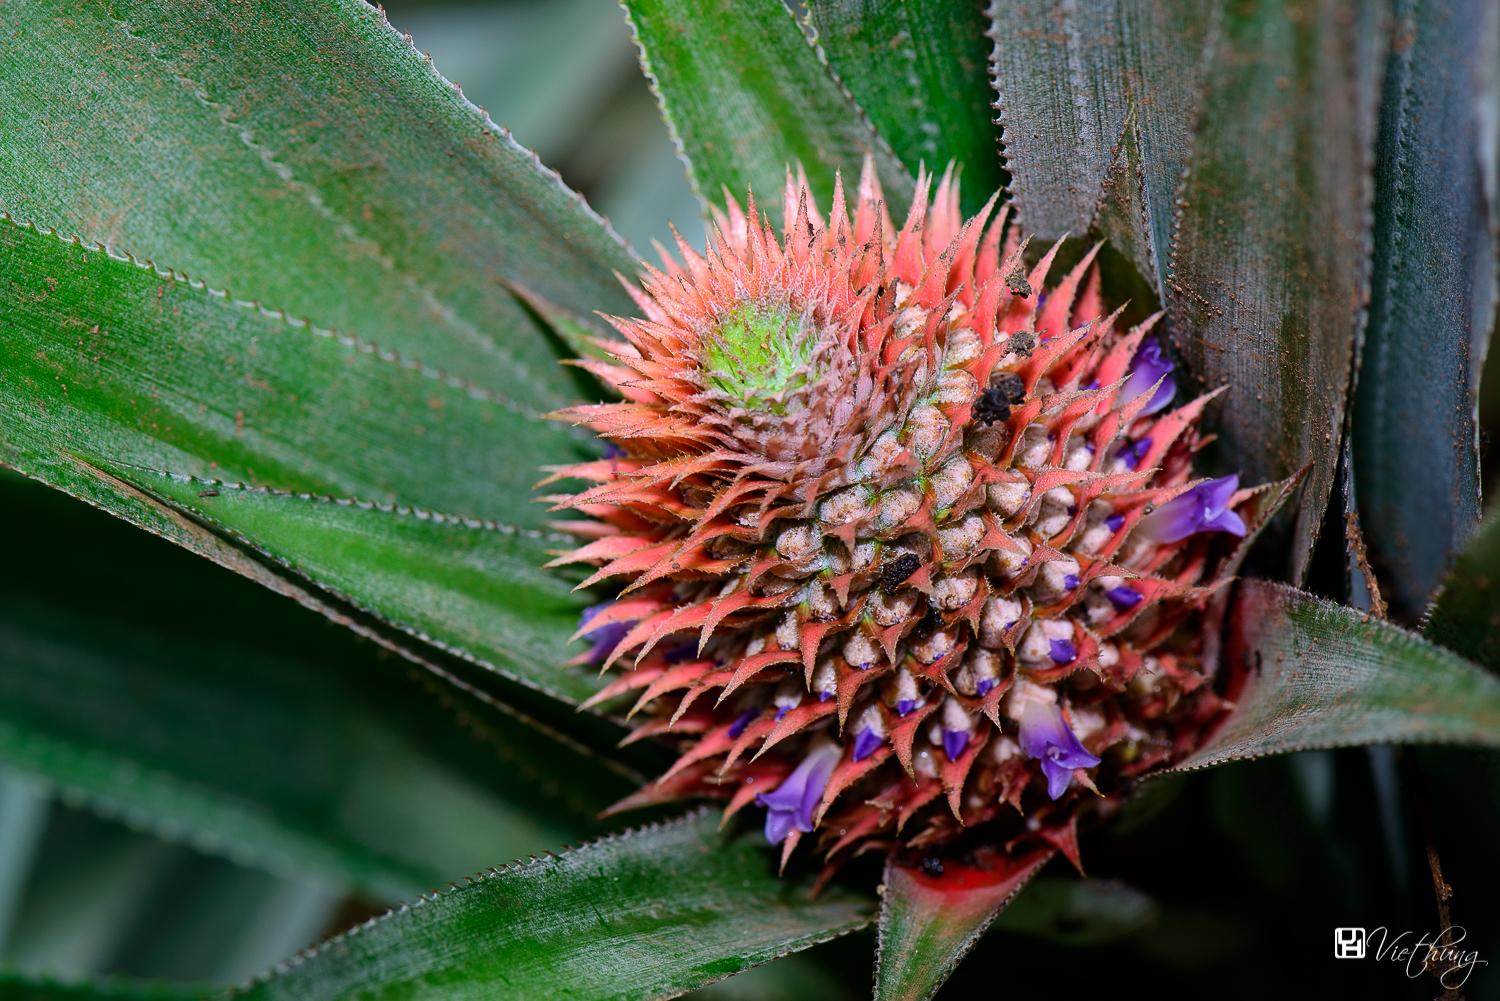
(972, 371), (1026, 426)
(880, 552), (922, 594)
(197, 489), (220, 498)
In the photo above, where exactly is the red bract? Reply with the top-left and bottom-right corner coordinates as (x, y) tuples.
(544, 161), (1253, 877)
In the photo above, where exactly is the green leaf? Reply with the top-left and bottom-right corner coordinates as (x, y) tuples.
(1164, 0), (1385, 585)
(989, 0), (1386, 583)
(989, 877), (1158, 946)
(0, 0), (637, 402)
(1352, 0), (1499, 618)
(234, 810), (873, 1001)
(0, 973), (204, 1001)
(986, 0), (1212, 294)
(0, 472), (635, 902)
(105, 464), (607, 704)
(0, 220), (586, 526)
(807, 0), (1003, 216)
(1425, 506), (1500, 671)
(0, 217), (617, 704)
(621, 0), (914, 225)
(873, 848), (1052, 1001)
(1174, 580), (1500, 771)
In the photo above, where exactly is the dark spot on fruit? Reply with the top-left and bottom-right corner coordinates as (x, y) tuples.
(881, 552), (921, 593)
(1004, 266), (1033, 297)
(973, 372), (1026, 425)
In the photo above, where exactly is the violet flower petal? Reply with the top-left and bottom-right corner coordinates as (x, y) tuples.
(1062, 573), (1080, 590)
(1121, 437), (1153, 470)
(757, 741), (842, 843)
(727, 708), (759, 739)
(1202, 507), (1248, 536)
(1018, 702), (1101, 800)
(942, 728), (970, 762)
(1138, 475), (1247, 544)
(763, 807), (796, 847)
(578, 602), (636, 666)
(975, 678), (997, 697)
(1039, 758), (1077, 800)
(1049, 638), (1076, 663)
(896, 699), (916, 716)
(1119, 340), (1177, 415)
(1105, 585), (1143, 611)
(1105, 513), (1125, 532)
(852, 727), (884, 761)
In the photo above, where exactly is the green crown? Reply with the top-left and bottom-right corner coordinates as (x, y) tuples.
(701, 301), (817, 413)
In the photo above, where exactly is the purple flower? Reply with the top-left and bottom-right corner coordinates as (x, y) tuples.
(1119, 339), (1176, 415)
(727, 708), (759, 738)
(1019, 702), (1102, 800)
(975, 678), (997, 697)
(1105, 513), (1125, 532)
(758, 740), (842, 845)
(578, 603), (636, 666)
(1106, 585), (1143, 611)
(1138, 474), (1248, 544)
(600, 440), (627, 460)
(1049, 638), (1076, 663)
(942, 727), (970, 762)
(1120, 437), (1153, 470)
(1062, 573), (1080, 590)
(818, 691), (834, 702)
(896, 698), (917, 716)
(852, 727), (884, 761)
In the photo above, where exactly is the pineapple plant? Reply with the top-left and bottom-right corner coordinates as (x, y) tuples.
(0, 0), (1496, 998)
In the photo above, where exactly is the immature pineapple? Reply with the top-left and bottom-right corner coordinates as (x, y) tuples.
(544, 162), (1250, 875)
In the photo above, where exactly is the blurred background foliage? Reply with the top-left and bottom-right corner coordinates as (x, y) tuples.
(0, 0), (1497, 998)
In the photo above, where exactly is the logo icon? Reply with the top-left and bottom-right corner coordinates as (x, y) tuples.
(1335, 927), (1367, 959)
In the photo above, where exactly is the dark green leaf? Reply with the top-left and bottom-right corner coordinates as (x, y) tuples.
(1425, 506), (1500, 670)
(0, 218), (614, 704)
(986, 0), (1212, 294)
(808, 0), (1003, 215)
(0, 472), (634, 902)
(1175, 580), (1500, 771)
(0, 973), (203, 1001)
(873, 849), (1052, 1001)
(106, 464), (606, 704)
(0, 220), (586, 526)
(0, 589), (609, 903)
(1352, 0), (1499, 618)
(0, 0), (636, 402)
(1164, 0), (1386, 585)
(989, 877), (1158, 946)
(621, 0), (913, 224)
(235, 810), (873, 1001)
(989, 0), (1386, 583)
(1419, 512), (1500, 989)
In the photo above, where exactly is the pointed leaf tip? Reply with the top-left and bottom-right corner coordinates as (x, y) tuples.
(874, 847), (1053, 1001)
(1174, 580), (1500, 772)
